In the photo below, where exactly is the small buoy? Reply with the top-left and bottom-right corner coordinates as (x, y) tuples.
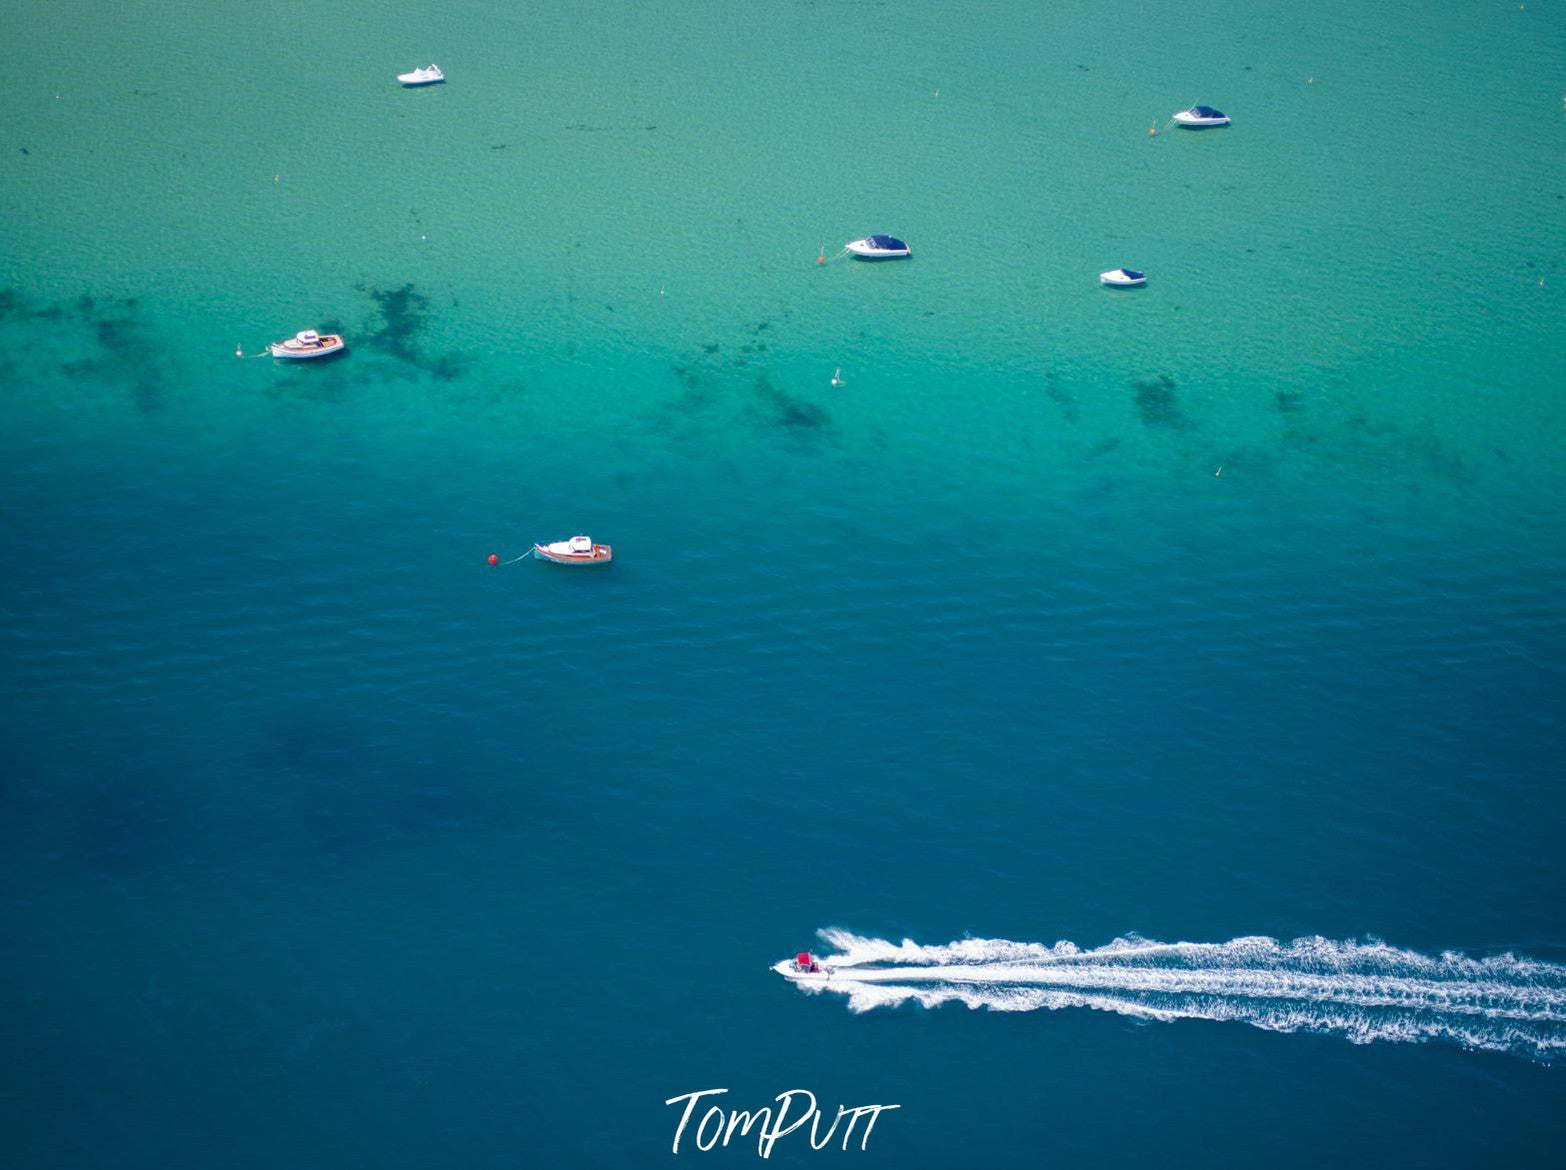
(831, 367), (844, 387)
(1307, 77), (1315, 85)
(488, 554), (499, 566)
(235, 344), (243, 357)
(420, 234), (427, 240)
(1148, 125), (1157, 137)
(274, 174), (279, 183)
(1215, 466), (1223, 477)
(934, 88), (940, 97)
(1540, 278), (1545, 287)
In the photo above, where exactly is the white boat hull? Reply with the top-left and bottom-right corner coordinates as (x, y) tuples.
(1100, 270), (1147, 288)
(773, 959), (832, 984)
(533, 539), (613, 565)
(1172, 113), (1229, 128)
(398, 67), (445, 86)
(845, 242), (911, 260)
(269, 335), (345, 360)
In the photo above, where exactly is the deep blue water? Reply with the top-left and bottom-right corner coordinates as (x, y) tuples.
(4, 0), (1566, 1166)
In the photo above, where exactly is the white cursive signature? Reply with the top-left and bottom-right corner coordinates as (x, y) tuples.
(664, 1088), (900, 1158)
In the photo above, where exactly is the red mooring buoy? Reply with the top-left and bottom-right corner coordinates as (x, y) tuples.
(488, 554), (499, 566)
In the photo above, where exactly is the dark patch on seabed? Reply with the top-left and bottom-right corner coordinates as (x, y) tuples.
(0, 742), (28, 808)
(256, 709), (493, 869)
(352, 282), (466, 380)
(1132, 373), (1190, 430)
(73, 771), (184, 877)
(0, 287), (169, 412)
(1044, 369), (1078, 422)
(360, 282), (427, 362)
(753, 372), (829, 431)
(1276, 395), (1468, 487)
(271, 366), (352, 404)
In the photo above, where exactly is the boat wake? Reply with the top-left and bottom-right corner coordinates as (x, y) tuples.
(793, 930), (1566, 1062)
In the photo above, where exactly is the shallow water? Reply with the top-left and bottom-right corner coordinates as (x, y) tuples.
(3, 1), (1565, 1165)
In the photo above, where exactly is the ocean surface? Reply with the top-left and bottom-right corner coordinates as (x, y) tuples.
(3, 0), (1566, 1165)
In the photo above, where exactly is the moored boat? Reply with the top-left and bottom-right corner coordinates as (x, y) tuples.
(532, 534), (613, 565)
(269, 329), (346, 360)
(1172, 104), (1229, 128)
(1099, 268), (1147, 288)
(397, 64), (445, 86)
(845, 234), (911, 259)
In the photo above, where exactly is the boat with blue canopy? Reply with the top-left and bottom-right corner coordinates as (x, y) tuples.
(845, 235), (911, 259)
(1173, 105), (1229, 128)
(1099, 268), (1147, 288)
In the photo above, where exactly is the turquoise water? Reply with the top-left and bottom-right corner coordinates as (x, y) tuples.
(4, 0), (1566, 1165)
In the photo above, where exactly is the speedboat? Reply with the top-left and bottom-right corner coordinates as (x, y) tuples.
(532, 535), (613, 565)
(269, 329), (345, 360)
(845, 235), (911, 260)
(1172, 105), (1229, 128)
(397, 64), (444, 86)
(774, 952), (831, 983)
(1099, 268), (1147, 288)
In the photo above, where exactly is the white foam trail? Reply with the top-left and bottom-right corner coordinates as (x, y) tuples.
(791, 930), (1566, 1061)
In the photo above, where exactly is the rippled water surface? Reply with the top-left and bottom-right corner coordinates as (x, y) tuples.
(3, 1), (1565, 1165)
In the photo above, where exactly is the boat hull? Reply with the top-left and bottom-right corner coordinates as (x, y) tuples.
(772, 959), (831, 984)
(270, 336), (346, 360)
(398, 67), (445, 86)
(1100, 271), (1147, 288)
(845, 237), (911, 260)
(533, 544), (613, 565)
(1172, 115), (1229, 128)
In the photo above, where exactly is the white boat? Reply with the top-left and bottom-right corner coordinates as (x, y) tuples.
(1172, 104), (1229, 128)
(397, 64), (444, 86)
(269, 329), (346, 360)
(532, 534), (613, 565)
(774, 953), (831, 983)
(845, 234), (911, 260)
(1099, 268), (1147, 288)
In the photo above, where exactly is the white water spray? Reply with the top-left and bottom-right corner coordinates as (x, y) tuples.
(788, 930), (1566, 1061)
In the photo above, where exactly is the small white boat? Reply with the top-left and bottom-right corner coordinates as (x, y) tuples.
(397, 64), (444, 86)
(1099, 268), (1147, 288)
(532, 534), (613, 565)
(845, 234), (911, 260)
(1172, 104), (1229, 128)
(774, 952), (831, 983)
(269, 329), (346, 360)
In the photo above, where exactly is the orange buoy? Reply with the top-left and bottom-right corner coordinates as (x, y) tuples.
(1149, 125), (1157, 137)
(488, 554), (499, 566)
